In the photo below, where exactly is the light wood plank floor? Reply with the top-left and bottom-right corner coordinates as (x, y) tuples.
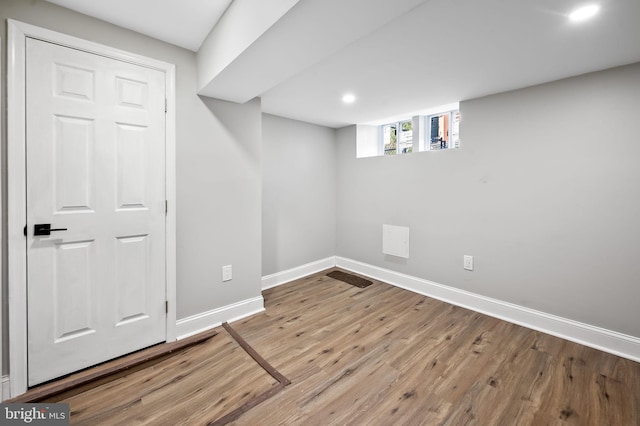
(50, 268), (640, 425)
(232, 269), (640, 425)
(48, 329), (279, 425)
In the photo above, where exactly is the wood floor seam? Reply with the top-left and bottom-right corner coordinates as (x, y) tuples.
(209, 322), (292, 425)
(222, 321), (291, 386)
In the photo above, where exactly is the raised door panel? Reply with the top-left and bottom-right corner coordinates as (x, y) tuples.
(54, 116), (95, 213)
(53, 240), (96, 342)
(115, 124), (148, 210)
(116, 77), (148, 109)
(115, 235), (150, 325)
(54, 63), (95, 102)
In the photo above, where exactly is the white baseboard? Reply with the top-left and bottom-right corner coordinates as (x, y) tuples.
(262, 257), (336, 290)
(175, 296), (265, 340)
(336, 256), (640, 363)
(1, 375), (10, 402)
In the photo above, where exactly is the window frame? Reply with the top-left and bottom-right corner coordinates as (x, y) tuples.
(376, 109), (459, 156)
(426, 109), (460, 151)
(380, 119), (414, 155)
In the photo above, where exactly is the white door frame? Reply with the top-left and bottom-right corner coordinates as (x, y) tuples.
(0, 35), (4, 401)
(7, 20), (177, 398)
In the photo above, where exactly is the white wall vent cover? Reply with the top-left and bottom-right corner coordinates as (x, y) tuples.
(382, 224), (409, 258)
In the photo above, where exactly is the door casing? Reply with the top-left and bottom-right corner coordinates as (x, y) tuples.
(7, 20), (177, 398)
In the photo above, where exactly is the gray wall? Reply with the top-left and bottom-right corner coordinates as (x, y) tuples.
(337, 63), (640, 338)
(262, 114), (336, 276)
(0, 0), (262, 375)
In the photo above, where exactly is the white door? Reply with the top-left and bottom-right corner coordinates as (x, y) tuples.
(26, 38), (167, 386)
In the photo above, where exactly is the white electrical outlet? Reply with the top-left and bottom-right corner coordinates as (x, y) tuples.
(464, 255), (474, 271)
(222, 265), (232, 282)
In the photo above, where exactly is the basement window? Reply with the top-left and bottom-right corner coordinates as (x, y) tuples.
(355, 105), (460, 158)
(382, 120), (413, 155)
(427, 110), (460, 151)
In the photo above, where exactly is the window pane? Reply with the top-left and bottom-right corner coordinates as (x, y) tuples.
(452, 111), (460, 148)
(398, 120), (413, 154)
(429, 113), (450, 150)
(383, 124), (397, 155)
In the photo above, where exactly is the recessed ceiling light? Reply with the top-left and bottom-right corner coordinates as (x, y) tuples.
(568, 4), (600, 22)
(342, 93), (356, 104)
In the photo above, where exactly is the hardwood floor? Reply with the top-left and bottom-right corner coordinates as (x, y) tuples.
(48, 328), (279, 425)
(47, 268), (640, 425)
(231, 269), (640, 425)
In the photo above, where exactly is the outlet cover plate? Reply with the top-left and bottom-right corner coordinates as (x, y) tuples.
(222, 265), (232, 282)
(464, 255), (474, 271)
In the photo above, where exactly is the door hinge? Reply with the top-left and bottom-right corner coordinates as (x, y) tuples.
(165, 200), (168, 216)
(24, 225), (27, 237)
(165, 99), (167, 113)
(165, 301), (169, 313)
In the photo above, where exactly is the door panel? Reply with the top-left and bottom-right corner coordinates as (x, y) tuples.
(26, 37), (167, 386)
(54, 63), (95, 101)
(116, 76), (148, 109)
(116, 123), (148, 209)
(115, 235), (150, 325)
(54, 116), (95, 212)
(54, 240), (95, 342)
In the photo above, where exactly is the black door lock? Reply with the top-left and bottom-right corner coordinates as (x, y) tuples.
(34, 224), (68, 236)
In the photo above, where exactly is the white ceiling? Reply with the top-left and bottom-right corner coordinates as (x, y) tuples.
(45, 0), (232, 51)
(45, 0), (640, 128)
